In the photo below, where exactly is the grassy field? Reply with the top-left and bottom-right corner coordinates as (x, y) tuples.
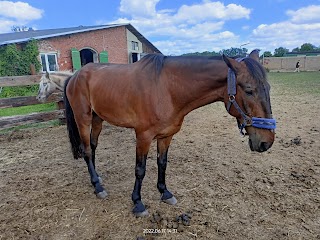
(0, 85), (58, 132)
(0, 84), (57, 117)
(0, 102), (56, 117)
(268, 71), (320, 96)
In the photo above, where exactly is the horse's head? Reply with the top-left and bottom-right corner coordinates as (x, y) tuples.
(222, 50), (275, 152)
(36, 72), (56, 102)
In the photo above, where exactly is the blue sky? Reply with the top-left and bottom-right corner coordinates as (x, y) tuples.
(0, 0), (320, 55)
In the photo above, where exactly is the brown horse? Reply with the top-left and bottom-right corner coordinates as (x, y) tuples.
(64, 50), (276, 217)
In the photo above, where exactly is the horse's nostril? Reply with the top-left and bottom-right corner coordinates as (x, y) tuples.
(259, 142), (271, 152)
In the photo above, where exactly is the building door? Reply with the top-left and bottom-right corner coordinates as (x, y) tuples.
(71, 48), (103, 71)
(132, 53), (139, 63)
(80, 48), (97, 66)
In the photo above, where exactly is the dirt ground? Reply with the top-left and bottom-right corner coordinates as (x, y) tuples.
(0, 90), (319, 240)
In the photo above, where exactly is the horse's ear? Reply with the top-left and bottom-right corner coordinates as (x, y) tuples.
(249, 49), (260, 62)
(223, 54), (241, 73)
(45, 71), (50, 79)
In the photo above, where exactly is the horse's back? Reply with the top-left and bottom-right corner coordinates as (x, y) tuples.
(67, 62), (166, 128)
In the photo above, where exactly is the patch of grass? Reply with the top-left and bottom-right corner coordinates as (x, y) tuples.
(0, 85), (39, 98)
(0, 102), (56, 117)
(268, 72), (320, 96)
(0, 119), (60, 134)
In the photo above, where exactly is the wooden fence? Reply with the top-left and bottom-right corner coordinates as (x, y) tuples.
(0, 75), (65, 130)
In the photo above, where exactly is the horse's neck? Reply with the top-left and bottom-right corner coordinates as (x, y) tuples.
(168, 61), (227, 115)
(51, 76), (67, 91)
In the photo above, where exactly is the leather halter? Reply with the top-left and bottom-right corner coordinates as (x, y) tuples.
(227, 60), (276, 136)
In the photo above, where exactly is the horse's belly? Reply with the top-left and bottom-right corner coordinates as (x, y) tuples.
(92, 100), (136, 128)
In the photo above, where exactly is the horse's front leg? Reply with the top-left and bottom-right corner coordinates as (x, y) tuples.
(131, 134), (152, 217)
(157, 136), (177, 205)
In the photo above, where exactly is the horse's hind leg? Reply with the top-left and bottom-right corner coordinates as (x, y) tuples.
(77, 111), (107, 199)
(91, 112), (103, 183)
(157, 136), (177, 205)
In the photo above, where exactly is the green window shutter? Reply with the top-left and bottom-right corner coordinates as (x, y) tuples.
(71, 48), (81, 71)
(99, 51), (109, 63)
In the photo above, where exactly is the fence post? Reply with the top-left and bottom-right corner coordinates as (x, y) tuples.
(30, 64), (36, 75)
(57, 100), (66, 124)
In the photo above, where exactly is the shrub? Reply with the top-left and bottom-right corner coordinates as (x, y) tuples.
(0, 39), (41, 76)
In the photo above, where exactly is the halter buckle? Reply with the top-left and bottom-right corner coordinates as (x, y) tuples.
(244, 117), (252, 126)
(229, 95), (235, 102)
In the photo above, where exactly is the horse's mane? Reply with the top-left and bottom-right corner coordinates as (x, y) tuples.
(138, 54), (267, 87)
(242, 58), (267, 84)
(138, 54), (167, 78)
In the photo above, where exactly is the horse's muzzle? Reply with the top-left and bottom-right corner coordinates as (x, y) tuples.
(249, 138), (273, 152)
(36, 95), (46, 103)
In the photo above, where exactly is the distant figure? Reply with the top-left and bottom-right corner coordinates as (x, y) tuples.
(294, 60), (300, 72)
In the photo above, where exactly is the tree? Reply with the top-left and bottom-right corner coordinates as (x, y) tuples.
(274, 47), (289, 57)
(292, 47), (300, 52)
(219, 47), (248, 57)
(300, 43), (315, 52)
(263, 51), (273, 57)
(181, 50), (220, 57)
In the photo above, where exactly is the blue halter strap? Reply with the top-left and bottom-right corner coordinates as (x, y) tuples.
(227, 60), (276, 136)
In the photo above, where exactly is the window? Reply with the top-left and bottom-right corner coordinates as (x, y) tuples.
(40, 53), (58, 72)
(132, 41), (139, 51)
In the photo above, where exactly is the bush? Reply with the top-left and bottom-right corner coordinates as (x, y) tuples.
(0, 39), (41, 76)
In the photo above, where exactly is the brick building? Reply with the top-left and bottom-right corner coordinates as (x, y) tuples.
(0, 24), (161, 72)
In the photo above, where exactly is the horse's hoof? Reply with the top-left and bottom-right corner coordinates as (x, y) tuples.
(162, 196), (177, 205)
(133, 201), (148, 217)
(96, 190), (108, 199)
(134, 209), (149, 217)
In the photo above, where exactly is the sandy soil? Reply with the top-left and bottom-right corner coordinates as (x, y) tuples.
(0, 91), (319, 240)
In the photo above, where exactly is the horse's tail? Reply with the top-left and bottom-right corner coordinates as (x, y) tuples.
(64, 76), (82, 159)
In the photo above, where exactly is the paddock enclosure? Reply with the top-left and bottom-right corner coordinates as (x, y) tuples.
(1, 73), (319, 239)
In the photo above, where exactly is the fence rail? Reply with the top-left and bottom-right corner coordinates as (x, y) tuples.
(0, 75), (42, 87)
(0, 75), (65, 130)
(0, 110), (64, 129)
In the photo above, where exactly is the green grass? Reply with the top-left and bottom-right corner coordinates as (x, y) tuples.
(0, 120), (60, 134)
(0, 85), (39, 98)
(0, 84), (56, 117)
(268, 72), (320, 96)
(0, 102), (56, 117)
(0, 84), (59, 132)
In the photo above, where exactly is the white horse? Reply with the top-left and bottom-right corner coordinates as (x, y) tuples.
(37, 71), (73, 102)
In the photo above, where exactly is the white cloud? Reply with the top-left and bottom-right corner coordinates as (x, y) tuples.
(251, 5), (320, 52)
(110, 0), (250, 54)
(154, 31), (238, 56)
(174, 1), (250, 24)
(0, 1), (43, 33)
(120, 0), (160, 18)
(287, 5), (320, 23)
(0, 1), (43, 21)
